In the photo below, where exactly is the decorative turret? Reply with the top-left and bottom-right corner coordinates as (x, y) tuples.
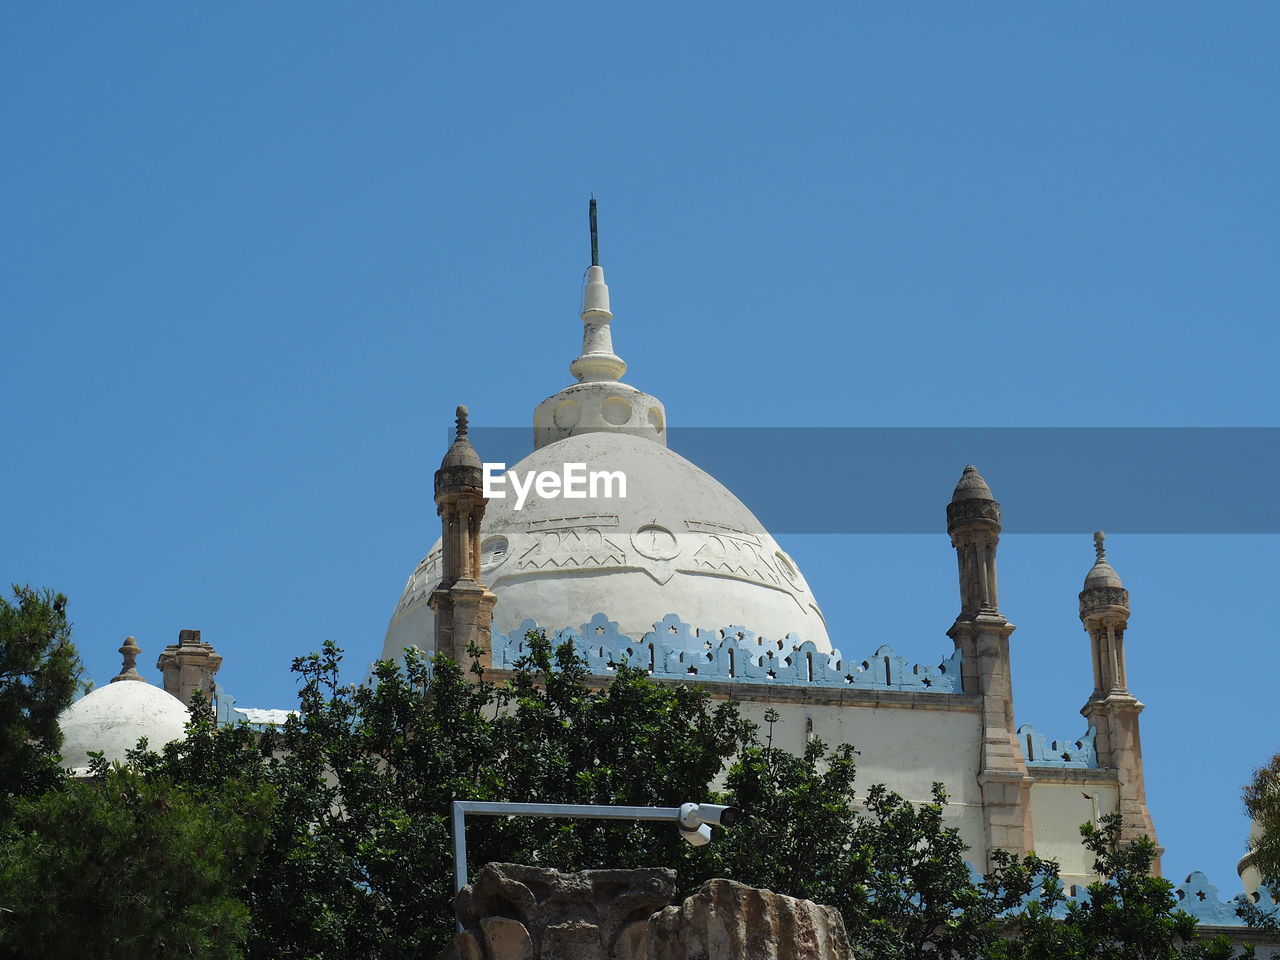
(1082, 529), (1127, 599)
(429, 405), (498, 665)
(532, 199), (667, 449)
(947, 465), (1003, 617)
(1076, 532), (1159, 864)
(156, 629), (222, 708)
(944, 465), (1032, 864)
(1079, 531), (1131, 695)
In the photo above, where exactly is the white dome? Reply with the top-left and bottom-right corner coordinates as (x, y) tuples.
(58, 680), (189, 773)
(384, 431), (831, 660)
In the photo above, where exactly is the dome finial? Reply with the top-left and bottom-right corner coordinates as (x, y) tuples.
(440, 404), (481, 471)
(111, 636), (145, 683)
(951, 464), (995, 503)
(1083, 530), (1124, 591)
(570, 198), (626, 383)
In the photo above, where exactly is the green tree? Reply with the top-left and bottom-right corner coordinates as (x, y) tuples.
(141, 634), (750, 957)
(0, 586), (80, 823)
(712, 724), (860, 907)
(999, 814), (1248, 960)
(841, 784), (1051, 960)
(0, 762), (273, 960)
(1240, 752), (1280, 935)
(1244, 753), (1280, 887)
(116, 633), (1265, 958)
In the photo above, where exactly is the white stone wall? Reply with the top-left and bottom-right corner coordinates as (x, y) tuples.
(1028, 778), (1120, 886)
(736, 696), (989, 866)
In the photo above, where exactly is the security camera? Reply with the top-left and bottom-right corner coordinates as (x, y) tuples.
(694, 804), (739, 828)
(679, 802), (740, 830)
(681, 823), (713, 846)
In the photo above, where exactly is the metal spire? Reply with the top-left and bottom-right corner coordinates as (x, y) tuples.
(589, 196), (599, 267)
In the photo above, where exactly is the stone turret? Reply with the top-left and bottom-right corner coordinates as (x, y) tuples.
(428, 405), (498, 666)
(1078, 532), (1160, 866)
(156, 629), (222, 708)
(947, 464), (1002, 617)
(945, 465), (1034, 862)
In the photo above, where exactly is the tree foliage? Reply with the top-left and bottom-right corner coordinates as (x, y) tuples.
(1244, 753), (1280, 889)
(134, 634), (751, 957)
(0, 623), (1260, 958)
(1240, 752), (1280, 936)
(998, 814), (1247, 960)
(0, 762), (272, 960)
(0, 586), (80, 822)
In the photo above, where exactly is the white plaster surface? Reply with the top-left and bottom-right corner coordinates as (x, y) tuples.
(233, 707), (297, 725)
(1028, 779), (1120, 884)
(384, 431), (831, 660)
(739, 699), (988, 863)
(58, 680), (189, 772)
(1239, 819), (1263, 894)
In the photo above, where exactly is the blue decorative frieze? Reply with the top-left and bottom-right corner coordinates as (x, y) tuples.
(980, 862), (1279, 927)
(491, 613), (964, 693)
(1016, 723), (1098, 768)
(1175, 872), (1251, 926)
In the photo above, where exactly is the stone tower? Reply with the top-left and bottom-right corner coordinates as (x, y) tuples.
(1079, 532), (1160, 868)
(428, 405), (498, 666)
(156, 629), (222, 708)
(945, 465), (1034, 861)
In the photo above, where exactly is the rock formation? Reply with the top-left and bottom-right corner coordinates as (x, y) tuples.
(439, 864), (851, 960)
(647, 878), (851, 960)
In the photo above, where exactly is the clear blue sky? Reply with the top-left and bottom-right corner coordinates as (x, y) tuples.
(3, 4), (1277, 893)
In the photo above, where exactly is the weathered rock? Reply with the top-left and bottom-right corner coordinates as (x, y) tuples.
(480, 917), (533, 960)
(444, 862), (677, 960)
(441, 866), (851, 960)
(644, 879), (852, 960)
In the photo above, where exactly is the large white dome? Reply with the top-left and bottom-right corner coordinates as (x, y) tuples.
(383, 430), (830, 660)
(59, 680), (189, 773)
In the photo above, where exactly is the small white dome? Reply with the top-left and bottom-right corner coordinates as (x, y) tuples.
(384, 431), (831, 659)
(59, 680), (189, 773)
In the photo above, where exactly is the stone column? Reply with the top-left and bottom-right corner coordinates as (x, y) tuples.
(1079, 532), (1160, 869)
(155, 628), (222, 708)
(945, 465), (1035, 862)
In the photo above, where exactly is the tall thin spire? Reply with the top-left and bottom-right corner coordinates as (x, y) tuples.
(569, 197), (625, 383)
(531, 200), (668, 449)
(589, 195), (599, 267)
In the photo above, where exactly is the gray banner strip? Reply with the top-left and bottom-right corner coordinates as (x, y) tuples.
(459, 427), (1280, 533)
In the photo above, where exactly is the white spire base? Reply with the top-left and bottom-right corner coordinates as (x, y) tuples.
(569, 265), (626, 382)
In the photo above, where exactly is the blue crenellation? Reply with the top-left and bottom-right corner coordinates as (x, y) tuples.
(491, 613), (964, 693)
(1016, 723), (1098, 768)
(975, 861), (1279, 927)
